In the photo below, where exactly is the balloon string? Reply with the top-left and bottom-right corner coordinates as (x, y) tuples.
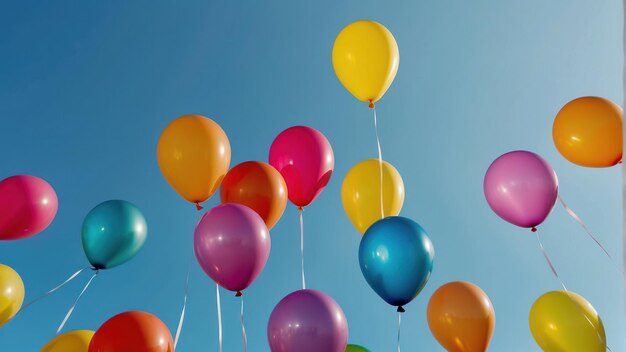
(57, 269), (99, 334)
(397, 310), (402, 352)
(373, 106), (385, 219)
(174, 269), (190, 349)
(19, 267), (88, 313)
(298, 207), (306, 290)
(216, 283), (223, 352)
(240, 295), (247, 352)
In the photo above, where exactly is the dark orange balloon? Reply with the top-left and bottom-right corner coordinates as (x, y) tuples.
(220, 161), (288, 229)
(427, 281), (495, 352)
(89, 311), (173, 352)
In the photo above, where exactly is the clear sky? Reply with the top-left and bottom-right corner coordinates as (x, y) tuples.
(0, 0), (623, 351)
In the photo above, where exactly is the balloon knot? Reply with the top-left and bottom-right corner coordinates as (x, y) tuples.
(619, 160), (623, 164)
(235, 291), (242, 297)
(397, 306), (405, 313)
(195, 202), (203, 211)
(531, 227), (537, 233)
(297, 206), (304, 212)
(368, 100), (375, 109)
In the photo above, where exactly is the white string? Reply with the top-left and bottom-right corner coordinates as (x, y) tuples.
(57, 269), (99, 334)
(240, 295), (247, 352)
(216, 283), (223, 352)
(174, 270), (189, 349)
(19, 267), (87, 313)
(298, 207), (306, 290)
(373, 107), (385, 219)
(396, 311), (401, 352)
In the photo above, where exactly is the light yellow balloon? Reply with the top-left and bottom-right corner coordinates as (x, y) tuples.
(332, 20), (399, 107)
(0, 263), (24, 327)
(341, 159), (404, 234)
(529, 291), (606, 352)
(41, 330), (94, 352)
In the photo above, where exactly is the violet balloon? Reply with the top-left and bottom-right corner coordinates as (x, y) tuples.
(269, 126), (334, 207)
(484, 151), (558, 230)
(0, 175), (58, 240)
(194, 203), (271, 294)
(268, 289), (348, 352)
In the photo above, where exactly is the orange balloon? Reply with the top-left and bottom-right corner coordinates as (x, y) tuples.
(220, 161), (287, 229)
(553, 96), (622, 167)
(89, 311), (173, 352)
(157, 115), (231, 208)
(427, 281), (495, 352)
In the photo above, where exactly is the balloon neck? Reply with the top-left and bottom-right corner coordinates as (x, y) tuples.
(91, 265), (103, 271)
(397, 306), (405, 313)
(531, 227), (537, 233)
(195, 202), (204, 211)
(297, 206), (304, 212)
(368, 100), (375, 109)
(619, 160), (623, 164)
(235, 291), (242, 297)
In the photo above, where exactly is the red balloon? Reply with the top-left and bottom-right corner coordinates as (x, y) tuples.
(89, 311), (173, 352)
(0, 175), (58, 240)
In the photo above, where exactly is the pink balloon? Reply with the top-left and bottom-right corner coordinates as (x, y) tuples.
(0, 175), (58, 240)
(268, 289), (348, 352)
(194, 203), (271, 294)
(484, 151), (558, 229)
(269, 126), (334, 207)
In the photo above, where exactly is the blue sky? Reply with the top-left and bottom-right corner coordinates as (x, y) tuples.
(0, 0), (623, 350)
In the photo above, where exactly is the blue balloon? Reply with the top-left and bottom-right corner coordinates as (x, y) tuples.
(81, 200), (147, 269)
(359, 216), (434, 309)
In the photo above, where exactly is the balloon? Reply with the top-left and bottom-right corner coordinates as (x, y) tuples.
(220, 161), (288, 229)
(268, 289), (348, 352)
(269, 126), (334, 207)
(359, 216), (434, 309)
(427, 281), (495, 352)
(89, 311), (173, 352)
(41, 330), (94, 352)
(345, 344), (370, 352)
(484, 151), (558, 230)
(81, 200), (147, 269)
(553, 96), (622, 167)
(0, 264), (24, 327)
(157, 115), (231, 208)
(332, 20), (399, 107)
(0, 175), (58, 240)
(341, 159), (404, 234)
(529, 291), (605, 352)
(194, 203), (270, 294)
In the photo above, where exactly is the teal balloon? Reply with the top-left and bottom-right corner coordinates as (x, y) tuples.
(346, 344), (370, 352)
(359, 216), (434, 309)
(81, 200), (147, 269)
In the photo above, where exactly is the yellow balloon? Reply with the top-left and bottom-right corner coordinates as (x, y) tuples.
(529, 291), (605, 352)
(332, 20), (399, 107)
(341, 159), (404, 234)
(0, 264), (24, 327)
(157, 115), (231, 207)
(41, 330), (95, 352)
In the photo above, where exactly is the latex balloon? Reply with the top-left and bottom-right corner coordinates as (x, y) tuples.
(41, 330), (94, 352)
(269, 126), (334, 207)
(0, 264), (24, 327)
(89, 311), (173, 352)
(220, 161), (288, 229)
(553, 96), (622, 167)
(0, 175), (58, 240)
(342, 159), (404, 234)
(529, 291), (605, 352)
(194, 203), (270, 294)
(345, 344), (370, 352)
(332, 20), (399, 107)
(427, 281), (495, 352)
(268, 289), (348, 352)
(81, 200), (147, 269)
(484, 151), (558, 230)
(157, 115), (231, 208)
(359, 216), (434, 309)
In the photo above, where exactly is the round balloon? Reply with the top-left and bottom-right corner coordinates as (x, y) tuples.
(269, 126), (334, 207)
(41, 330), (94, 352)
(359, 216), (434, 309)
(427, 281), (495, 352)
(268, 289), (348, 352)
(529, 291), (605, 352)
(553, 96), (622, 167)
(0, 264), (24, 327)
(0, 175), (58, 240)
(89, 311), (173, 352)
(484, 151), (558, 230)
(81, 200), (147, 269)
(157, 115), (231, 208)
(341, 159), (404, 234)
(332, 20), (399, 107)
(345, 344), (370, 352)
(194, 203), (270, 294)
(220, 161), (287, 229)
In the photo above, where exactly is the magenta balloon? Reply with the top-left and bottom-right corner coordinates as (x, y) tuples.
(268, 289), (348, 352)
(269, 126), (334, 207)
(194, 203), (271, 293)
(0, 175), (58, 240)
(484, 151), (558, 229)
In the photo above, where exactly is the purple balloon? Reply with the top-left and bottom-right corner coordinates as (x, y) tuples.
(268, 289), (348, 352)
(484, 151), (558, 229)
(194, 203), (271, 294)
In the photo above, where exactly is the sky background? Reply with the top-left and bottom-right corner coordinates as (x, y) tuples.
(0, 0), (623, 351)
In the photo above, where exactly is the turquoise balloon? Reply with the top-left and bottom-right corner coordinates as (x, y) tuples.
(81, 200), (147, 269)
(346, 344), (370, 352)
